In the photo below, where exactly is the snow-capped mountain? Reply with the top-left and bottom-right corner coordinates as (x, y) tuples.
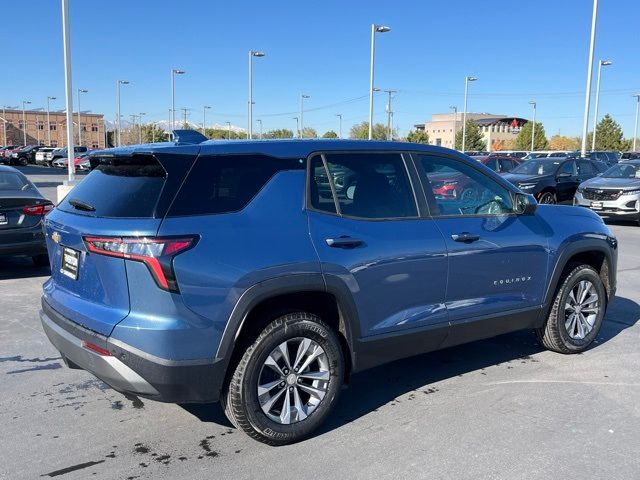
(104, 119), (245, 134)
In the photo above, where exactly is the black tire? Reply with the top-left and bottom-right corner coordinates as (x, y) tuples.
(536, 264), (606, 354)
(32, 254), (49, 267)
(222, 312), (344, 446)
(18, 156), (28, 166)
(538, 191), (557, 204)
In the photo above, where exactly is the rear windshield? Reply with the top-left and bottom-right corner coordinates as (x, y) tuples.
(0, 172), (30, 191)
(168, 154), (304, 216)
(57, 154), (167, 218)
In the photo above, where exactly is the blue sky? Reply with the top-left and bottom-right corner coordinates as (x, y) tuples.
(1, 0), (639, 138)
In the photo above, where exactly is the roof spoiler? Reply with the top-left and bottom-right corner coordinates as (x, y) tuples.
(171, 129), (208, 145)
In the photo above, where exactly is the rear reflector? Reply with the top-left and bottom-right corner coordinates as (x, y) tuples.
(22, 203), (54, 216)
(83, 236), (197, 292)
(82, 341), (111, 356)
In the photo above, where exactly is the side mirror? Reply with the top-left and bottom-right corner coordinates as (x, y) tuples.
(556, 172), (571, 179)
(514, 193), (537, 215)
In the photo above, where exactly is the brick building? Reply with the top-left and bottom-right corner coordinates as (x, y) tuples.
(0, 108), (106, 148)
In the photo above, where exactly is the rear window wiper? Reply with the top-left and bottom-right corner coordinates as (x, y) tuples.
(68, 198), (96, 212)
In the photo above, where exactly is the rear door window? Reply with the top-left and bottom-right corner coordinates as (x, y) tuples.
(168, 154), (304, 217)
(309, 152), (417, 219)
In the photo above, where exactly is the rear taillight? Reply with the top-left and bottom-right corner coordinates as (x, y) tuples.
(22, 203), (54, 216)
(83, 236), (197, 292)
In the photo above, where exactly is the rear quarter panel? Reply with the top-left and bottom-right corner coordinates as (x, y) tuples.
(153, 170), (320, 358)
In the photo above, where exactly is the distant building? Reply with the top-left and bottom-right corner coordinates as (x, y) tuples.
(415, 112), (529, 151)
(0, 109), (106, 148)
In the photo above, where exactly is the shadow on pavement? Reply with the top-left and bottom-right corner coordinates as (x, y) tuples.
(181, 295), (639, 437)
(0, 256), (50, 280)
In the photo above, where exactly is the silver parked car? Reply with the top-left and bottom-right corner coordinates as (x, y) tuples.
(574, 160), (640, 225)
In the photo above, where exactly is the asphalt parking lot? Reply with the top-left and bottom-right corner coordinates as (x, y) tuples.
(1, 167), (639, 480)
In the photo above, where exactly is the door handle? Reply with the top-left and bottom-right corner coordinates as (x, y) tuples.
(451, 232), (480, 243)
(326, 236), (363, 248)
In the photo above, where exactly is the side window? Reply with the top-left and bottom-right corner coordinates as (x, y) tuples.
(558, 160), (577, 176)
(309, 152), (417, 219)
(499, 159), (514, 172)
(485, 159), (499, 172)
(578, 160), (595, 176)
(416, 154), (514, 217)
(169, 154), (303, 216)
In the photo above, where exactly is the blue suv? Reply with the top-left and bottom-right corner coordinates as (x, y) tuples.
(40, 138), (617, 445)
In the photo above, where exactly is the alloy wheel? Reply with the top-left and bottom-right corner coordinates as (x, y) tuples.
(257, 337), (330, 425)
(564, 280), (599, 340)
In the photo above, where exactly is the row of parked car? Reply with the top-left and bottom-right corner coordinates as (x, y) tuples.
(0, 144), (92, 170)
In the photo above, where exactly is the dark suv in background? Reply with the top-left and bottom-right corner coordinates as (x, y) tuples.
(503, 157), (606, 204)
(40, 138), (617, 445)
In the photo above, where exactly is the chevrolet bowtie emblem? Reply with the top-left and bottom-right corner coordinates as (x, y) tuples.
(51, 232), (61, 244)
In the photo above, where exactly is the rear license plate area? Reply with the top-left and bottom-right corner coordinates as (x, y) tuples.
(61, 247), (80, 280)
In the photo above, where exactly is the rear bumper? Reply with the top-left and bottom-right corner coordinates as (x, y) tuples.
(40, 298), (227, 403)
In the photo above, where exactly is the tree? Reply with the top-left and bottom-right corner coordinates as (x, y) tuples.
(349, 121), (388, 140)
(406, 130), (429, 144)
(264, 129), (294, 139)
(141, 124), (168, 143)
(514, 121), (548, 150)
(205, 128), (242, 140)
(548, 135), (580, 151)
(322, 130), (338, 139)
(454, 119), (486, 151)
(587, 114), (632, 151)
(300, 127), (317, 138)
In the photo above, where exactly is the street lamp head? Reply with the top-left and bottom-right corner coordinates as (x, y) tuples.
(373, 87), (381, 92)
(601, 60), (612, 66)
(529, 101), (536, 106)
(374, 25), (391, 33)
(301, 94), (310, 99)
(48, 96), (57, 100)
(335, 113), (342, 117)
(172, 69), (186, 75)
(466, 76), (477, 82)
(450, 105), (457, 110)
(119, 80), (130, 85)
(78, 89), (88, 93)
(204, 105), (211, 109)
(251, 51), (265, 57)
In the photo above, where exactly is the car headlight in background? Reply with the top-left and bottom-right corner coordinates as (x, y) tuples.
(518, 183), (536, 190)
(576, 186), (585, 193)
(620, 189), (640, 196)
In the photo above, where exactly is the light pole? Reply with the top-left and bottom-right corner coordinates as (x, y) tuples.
(461, 76), (477, 152)
(300, 94), (310, 137)
(248, 50), (265, 139)
(171, 69), (185, 132)
(21, 100), (31, 145)
(129, 115), (138, 144)
(529, 101), (537, 152)
(138, 113), (145, 143)
(116, 80), (129, 147)
(335, 114), (342, 139)
(61, 0), (75, 182)
(633, 94), (640, 152)
(592, 59), (612, 150)
(256, 119), (263, 139)
(76, 89), (87, 145)
(202, 105), (211, 135)
(384, 89), (396, 140)
(368, 24), (391, 140)
(450, 106), (457, 149)
(293, 117), (299, 138)
(226, 121), (231, 140)
(46, 96), (56, 146)
(580, 0), (599, 157)
(181, 108), (188, 127)
(2, 106), (7, 146)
